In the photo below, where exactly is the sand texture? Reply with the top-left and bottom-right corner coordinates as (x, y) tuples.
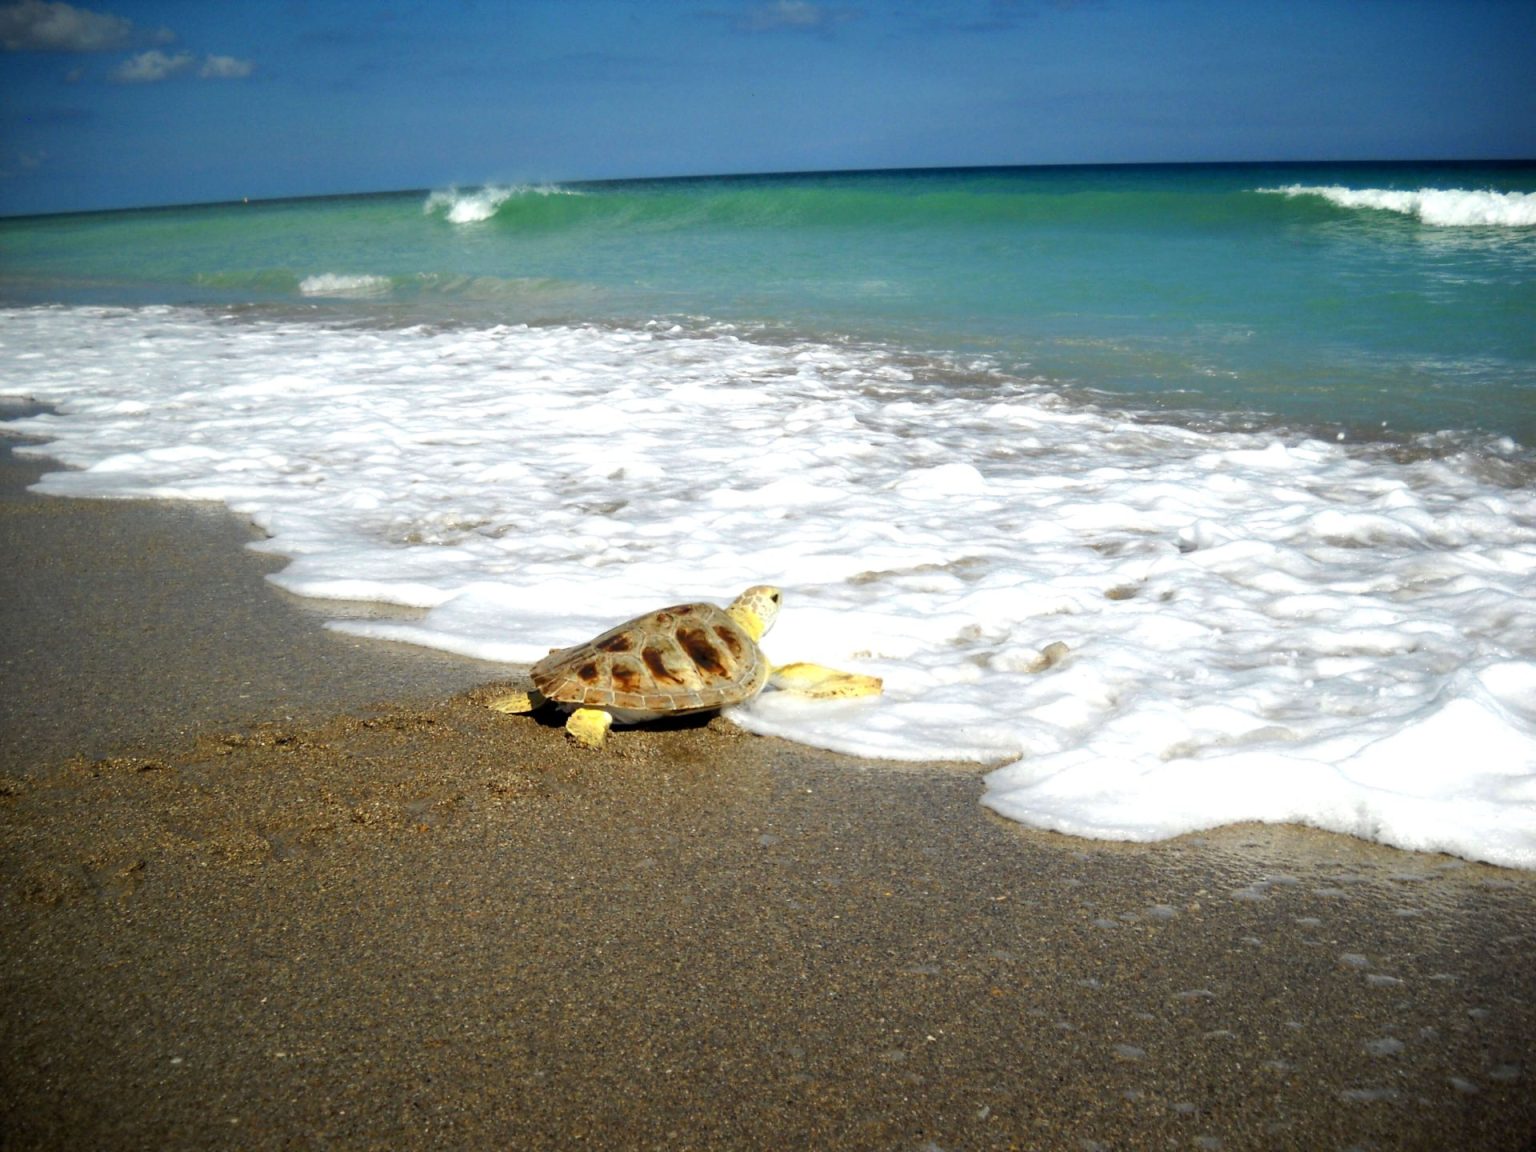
(2, 432), (1534, 1151)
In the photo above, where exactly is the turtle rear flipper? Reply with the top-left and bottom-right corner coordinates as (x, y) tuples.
(487, 689), (541, 714)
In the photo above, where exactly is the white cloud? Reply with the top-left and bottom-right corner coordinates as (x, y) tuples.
(112, 48), (192, 83)
(0, 0), (130, 52)
(109, 48), (254, 83)
(740, 1), (850, 32)
(0, 149), (47, 181)
(1, 2), (253, 84)
(199, 54), (253, 80)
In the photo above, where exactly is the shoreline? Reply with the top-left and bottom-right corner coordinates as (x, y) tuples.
(0, 412), (507, 776)
(2, 434), (1534, 1149)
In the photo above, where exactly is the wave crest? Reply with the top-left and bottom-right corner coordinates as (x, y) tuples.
(423, 184), (582, 224)
(298, 273), (391, 297)
(1262, 184), (1536, 227)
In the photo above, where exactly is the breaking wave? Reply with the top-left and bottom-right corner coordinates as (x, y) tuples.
(1262, 185), (1536, 227)
(298, 272), (392, 297)
(423, 184), (584, 224)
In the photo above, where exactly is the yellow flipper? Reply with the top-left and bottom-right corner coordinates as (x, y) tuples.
(487, 690), (538, 714)
(565, 707), (614, 749)
(769, 662), (883, 699)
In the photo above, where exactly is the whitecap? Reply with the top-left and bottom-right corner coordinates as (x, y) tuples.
(1261, 185), (1536, 227)
(298, 273), (392, 298)
(422, 183), (582, 224)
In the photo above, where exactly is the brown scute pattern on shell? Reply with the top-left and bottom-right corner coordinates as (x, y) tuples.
(676, 626), (728, 678)
(641, 646), (686, 685)
(531, 601), (769, 714)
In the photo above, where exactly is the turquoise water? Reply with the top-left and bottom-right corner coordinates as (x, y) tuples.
(3, 162), (1534, 442)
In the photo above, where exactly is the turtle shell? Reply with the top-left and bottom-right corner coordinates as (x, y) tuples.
(531, 601), (769, 719)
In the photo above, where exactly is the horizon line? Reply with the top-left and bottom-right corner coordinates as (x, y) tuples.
(4, 156), (1534, 223)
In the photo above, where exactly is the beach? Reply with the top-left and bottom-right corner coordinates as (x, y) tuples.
(3, 436), (1534, 1150)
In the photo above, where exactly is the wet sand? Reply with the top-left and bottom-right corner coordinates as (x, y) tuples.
(2, 431), (1534, 1151)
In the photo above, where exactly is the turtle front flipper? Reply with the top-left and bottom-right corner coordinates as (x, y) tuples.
(565, 707), (614, 749)
(769, 662), (883, 699)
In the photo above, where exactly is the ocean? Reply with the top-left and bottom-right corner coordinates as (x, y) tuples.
(2, 162), (1534, 867)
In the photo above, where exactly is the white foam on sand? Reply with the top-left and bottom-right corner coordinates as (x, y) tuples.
(3, 305), (1534, 868)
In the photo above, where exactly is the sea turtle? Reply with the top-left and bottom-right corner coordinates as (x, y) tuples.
(487, 585), (882, 748)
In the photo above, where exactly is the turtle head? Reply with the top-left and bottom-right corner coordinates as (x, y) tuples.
(728, 585), (781, 641)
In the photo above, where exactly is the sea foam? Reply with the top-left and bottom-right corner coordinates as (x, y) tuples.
(423, 184), (582, 224)
(1262, 185), (1536, 227)
(3, 305), (1534, 868)
(298, 273), (392, 297)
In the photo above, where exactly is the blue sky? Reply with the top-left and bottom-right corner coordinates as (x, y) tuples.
(2, 0), (1533, 216)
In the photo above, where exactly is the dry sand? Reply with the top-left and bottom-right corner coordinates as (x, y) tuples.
(2, 426), (1534, 1151)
